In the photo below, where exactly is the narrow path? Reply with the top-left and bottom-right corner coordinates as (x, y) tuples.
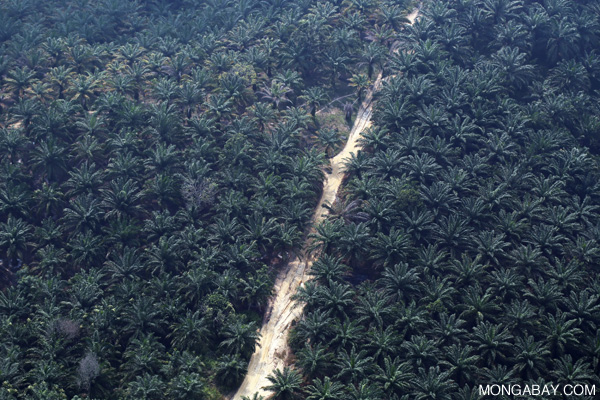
(231, 10), (419, 400)
(231, 76), (381, 400)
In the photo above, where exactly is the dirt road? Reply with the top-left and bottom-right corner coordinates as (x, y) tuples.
(230, 10), (419, 400)
(230, 77), (380, 399)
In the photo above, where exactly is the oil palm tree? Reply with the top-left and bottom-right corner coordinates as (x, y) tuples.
(62, 194), (104, 233)
(263, 367), (303, 400)
(296, 343), (332, 379)
(369, 228), (411, 269)
(305, 377), (345, 400)
(308, 219), (344, 255)
(127, 373), (166, 399)
(550, 354), (597, 387)
(219, 319), (261, 358)
(325, 49), (350, 89)
(100, 178), (145, 220)
(30, 139), (67, 182)
(349, 73), (370, 102)
(470, 321), (513, 364)
(0, 183), (31, 219)
(546, 17), (580, 65)
(0, 216), (32, 266)
(259, 80), (293, 109)
(309, 255), (350, 284)
(374, 356), (413, 396)
(169, 309), (209, 352)
(316, 128), (344, 158)
(411, 366), (457, 400)
(65, 162), (104, 196)
(216, 354), (248, 388)
(512, 334), (550, 379)
(316, 281), (355, 319)
(338, 222), (370, 265)
(168, 371), (205, 399)
(300, 86), (329, 119)
(439, 344), (479, 387)
(70, 73), (99, 110)
(354, 290), (393, 328)
(68, 231), (104, 268)
(4, 66), (37, 99)
(329, 318), (364, 351)
(294, 310), (334, 344)
(334, 346), (373, 384)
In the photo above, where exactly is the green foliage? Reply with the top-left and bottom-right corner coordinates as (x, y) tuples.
(4, 0), (600, 397)
(290, 0), (600, 397)
(0, 0), (400, 397)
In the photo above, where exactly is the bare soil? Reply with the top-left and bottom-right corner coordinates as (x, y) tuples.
(230, 74), (382, 400)
(230, 10), (420, 399)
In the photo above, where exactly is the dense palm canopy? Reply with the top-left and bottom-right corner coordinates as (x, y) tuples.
(3, 0), (600, 399)
(289, 0), (600, 399)
(0, 0), (404, 398)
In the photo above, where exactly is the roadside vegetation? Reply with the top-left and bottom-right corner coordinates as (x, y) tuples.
(286, 0), (600, 399)
(0, 0), (409, 398)
(3, 0), (600, 399)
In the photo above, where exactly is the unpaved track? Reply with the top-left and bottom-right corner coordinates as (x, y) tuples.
(231, 10), (419, 400)
(230, 77), (381, 400)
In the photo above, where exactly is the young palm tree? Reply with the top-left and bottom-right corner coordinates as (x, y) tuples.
(349, 73), (370, 102)
(259, 80), (293, 109)
(316, 128), (344, 158)
(300, 87), (329, 119)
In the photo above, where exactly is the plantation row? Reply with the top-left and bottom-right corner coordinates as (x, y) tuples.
(0, 0), (411, 398)
(281, 0), (600, 399)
